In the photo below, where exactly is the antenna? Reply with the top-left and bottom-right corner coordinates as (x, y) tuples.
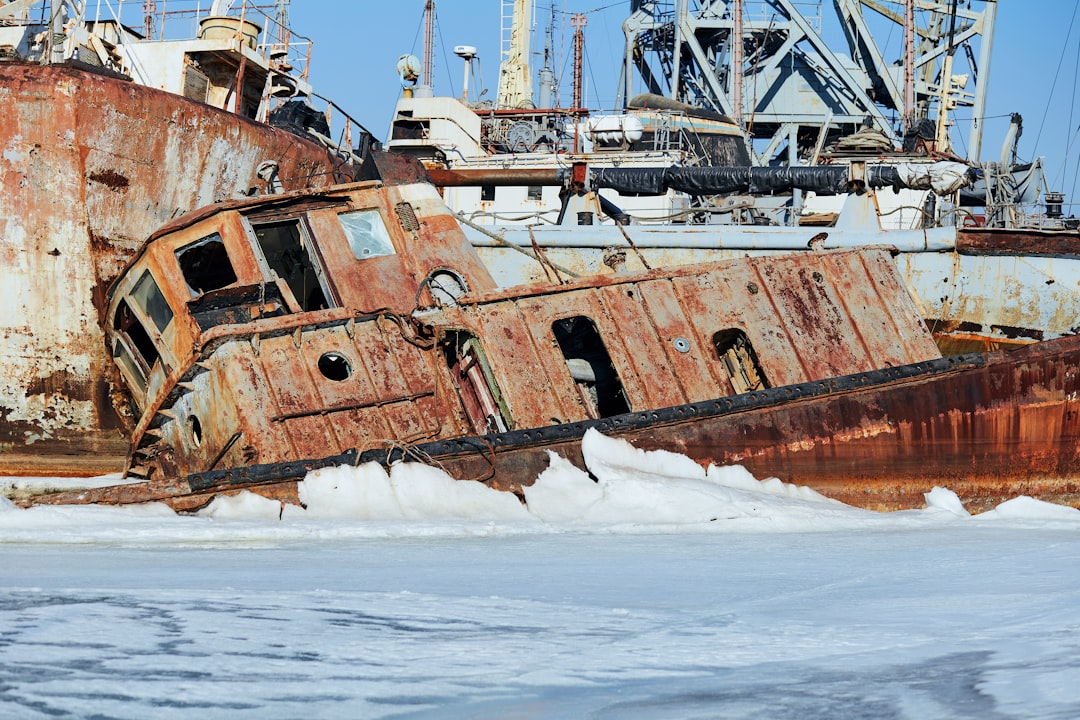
(454, 45), (478, 103)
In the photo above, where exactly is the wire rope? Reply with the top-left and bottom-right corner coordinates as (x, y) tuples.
(1033, 0), (1080, 156)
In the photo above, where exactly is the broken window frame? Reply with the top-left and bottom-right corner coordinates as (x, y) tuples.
(175, 232), (238, 297)
(111, 294), (161, 394)
(243, 214), (337, 312)
(441, 331), (511, 435)
(552, 316), (631, 419)
(713, 328), (769, 393)
(112, 331), (148, 394)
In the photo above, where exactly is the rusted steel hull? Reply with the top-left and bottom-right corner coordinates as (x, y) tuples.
(0, 63), (346, 476)
(24, 333), (1080, 514)
(468, 224), (1080, 352)
(956, 226), (1080, 256)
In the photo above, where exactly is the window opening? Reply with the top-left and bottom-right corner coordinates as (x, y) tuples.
(552, 316), (630, 418)
(251, 219), (331, 312)
(130, 270), (173, 333)
(713, 329), (768, 393)
(390, 118), (429, 141)
(182, 65), (209, 103)
(112, 338), (147, 391)
(176, 233), (237, 295)
(481, 185), (495, 202)
(318, 352), (352, 382)
(527, 185), (543, 201)
(441, 331), (511, 434)
(189, 415), (203, 447)
(112, 297), (159, 384)
(338, 209), (396, 260)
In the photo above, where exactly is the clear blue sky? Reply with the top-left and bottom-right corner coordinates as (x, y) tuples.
(290, 1), (1080, 201)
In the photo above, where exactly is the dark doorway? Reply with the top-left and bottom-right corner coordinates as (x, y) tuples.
(553, 316), (630, 418)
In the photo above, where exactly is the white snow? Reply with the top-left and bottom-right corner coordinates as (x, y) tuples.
(2, 429), (1079, 718)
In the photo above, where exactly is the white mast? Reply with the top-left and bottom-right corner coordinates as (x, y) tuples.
(497, 0), (533, 109)
(422, 0), (435, 90)
(934, 0), (959, 152)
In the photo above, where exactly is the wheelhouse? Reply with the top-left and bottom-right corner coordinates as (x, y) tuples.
(106, 180), (497, 412)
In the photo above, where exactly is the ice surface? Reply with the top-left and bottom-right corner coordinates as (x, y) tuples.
(2, 430), (1079, 718)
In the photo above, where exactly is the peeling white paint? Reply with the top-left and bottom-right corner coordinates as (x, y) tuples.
(2, 135), (25, 164)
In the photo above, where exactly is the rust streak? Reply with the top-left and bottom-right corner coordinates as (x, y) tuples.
(87, 169), (130, 191)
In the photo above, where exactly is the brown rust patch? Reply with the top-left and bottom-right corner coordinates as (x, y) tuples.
(958, 227), (1080, 256)
(87, 229), (139, 321)
(87, 169), (130, 191)
(24, 370), (93, 403)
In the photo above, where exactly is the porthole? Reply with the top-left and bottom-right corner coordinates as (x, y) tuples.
(427, 269), (469, 306)
(673, 337), (691, 353)
(318, 352), (352, 381)
(189, 415), (203, 448)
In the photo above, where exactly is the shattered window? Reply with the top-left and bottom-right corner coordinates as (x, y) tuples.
(130, 270), (173, 333)
(252, 219), (331, 312)
(176, 233), (237, 295)
(338, 209), (396, 260)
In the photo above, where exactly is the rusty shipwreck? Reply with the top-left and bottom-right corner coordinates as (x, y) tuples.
(0, 1), (372, 476)
(17, 168), (1080, 514)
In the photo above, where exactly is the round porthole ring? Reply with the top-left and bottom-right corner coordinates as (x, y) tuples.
(318, 352), (353, 382)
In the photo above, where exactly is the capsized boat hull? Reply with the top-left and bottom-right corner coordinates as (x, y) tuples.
(22, 333), (1080, 514)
